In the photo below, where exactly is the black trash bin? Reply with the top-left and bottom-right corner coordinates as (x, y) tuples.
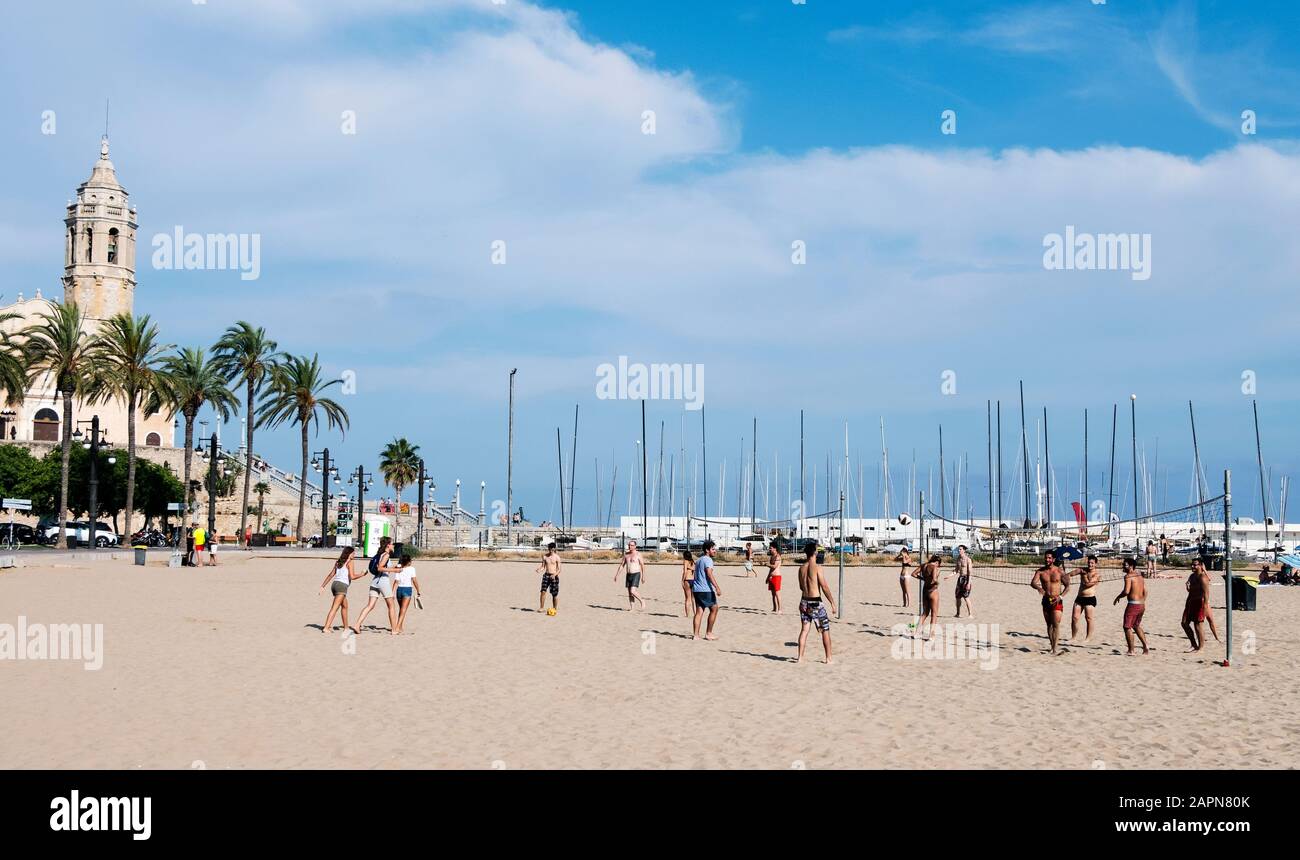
(1225, 574), (1257, 611)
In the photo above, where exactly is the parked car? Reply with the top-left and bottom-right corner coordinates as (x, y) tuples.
(76, 521), (119, 547)
(40, 520), (79, 545)
(41, 520), (118, 547)
(0, 522), (39, 546)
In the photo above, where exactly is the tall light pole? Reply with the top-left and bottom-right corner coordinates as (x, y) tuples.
(416, 459), (427, 549)
(1130, 393), (1139, 552)
(347, 466), (374, 552)
(196, 433), (223, 539)
(479, 480), (486, 525)
(311, 448), (336, 547)
(506, 369), (516, 546)
(73, 416), (113, 547)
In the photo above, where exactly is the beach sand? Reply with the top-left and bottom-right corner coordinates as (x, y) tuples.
(1, 554), (1295, 769)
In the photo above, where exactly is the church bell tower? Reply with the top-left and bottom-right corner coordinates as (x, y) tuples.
(62, 136), (137, 323)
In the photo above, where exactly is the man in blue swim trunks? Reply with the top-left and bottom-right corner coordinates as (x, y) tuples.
(691, 540), (722, 640)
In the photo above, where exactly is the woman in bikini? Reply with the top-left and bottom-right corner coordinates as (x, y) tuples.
(318, 545), (362, 634)
(680, 549), (695, 616)
(896, 548), (913, 607)
(614, 539), (647, 610)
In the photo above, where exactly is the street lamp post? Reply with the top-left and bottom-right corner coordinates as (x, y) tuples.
(197, 434), (223, 539)
(506, 368), (516, 547)
(416, 459), (426, 549)
(479, 481), (486, 525)
(311, 448), (337, 547)
(73, 416), (113, 548)
(454, 479), (461, 547)
(347, 466), (374, 553)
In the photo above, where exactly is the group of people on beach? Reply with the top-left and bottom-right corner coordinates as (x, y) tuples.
(530, 535), (837, 661)
(902, 545), (1220, 656)
(604, 537), (836, 662)
(318, 536), (422, 636)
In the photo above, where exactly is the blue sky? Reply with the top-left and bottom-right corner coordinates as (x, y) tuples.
(3, 0), (1298, 526)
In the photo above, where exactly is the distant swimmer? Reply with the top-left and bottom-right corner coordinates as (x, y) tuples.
(766, 545), (783, 614)
(537, 542), (561, 614)
(795, 542), (836, 664)
(1030, 549), (1071, 654)
(1070, 554), (1101, 641)
(614, 539), (647, 611)
(1112, 557), (1149, 655)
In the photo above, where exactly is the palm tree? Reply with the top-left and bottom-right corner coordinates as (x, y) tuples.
(88, 313), (172, 541)
(254, 481), (270, 533)
(379, 438), (421, 542)
(0, 312), (27, 410)
(255, 354), (348, 544)
(149, 347), (239, 520)
(22, 301), (98, 544)
(213, 323), (281, 546)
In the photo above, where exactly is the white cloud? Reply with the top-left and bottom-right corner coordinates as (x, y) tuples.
(4, 0), (1299, 411)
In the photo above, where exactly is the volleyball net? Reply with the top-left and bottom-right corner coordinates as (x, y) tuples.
(685, 507), (846, 551)
(921, 495), (1227, 585)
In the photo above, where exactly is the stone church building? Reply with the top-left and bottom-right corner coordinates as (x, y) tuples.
(1, 137), (175, 450)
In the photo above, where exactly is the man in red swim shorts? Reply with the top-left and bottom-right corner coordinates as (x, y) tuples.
(1113, 557), (1149, 655)
(1030, 549), (1071, 654)
(766, 546), (783, 614)
(1181, 558), (1214, 652)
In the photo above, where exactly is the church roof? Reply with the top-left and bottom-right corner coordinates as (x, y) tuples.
(80, 137), (126, 195)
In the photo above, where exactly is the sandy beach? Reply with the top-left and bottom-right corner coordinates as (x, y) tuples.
(1, 553), (1295, 770)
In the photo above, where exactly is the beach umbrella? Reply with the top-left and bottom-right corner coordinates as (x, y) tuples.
(1054, 545), (1084, 562)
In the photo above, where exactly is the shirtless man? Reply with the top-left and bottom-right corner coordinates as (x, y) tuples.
(1070, 554), (1101, 641)
(795, 542), (837, 664)
(614, 539), (647, 610)
(911, 554), (945, 640)
(1145, 540), (1157, 576)
(1181, 558), (1215, 652)
(743, 542), (756, 577)
(1030, 549), (1071, 654)
(953, 545), (974, 618)
(1112, 557), (1149, 655)
(536, 542), (561, 612)
(765, 545), (783, 613)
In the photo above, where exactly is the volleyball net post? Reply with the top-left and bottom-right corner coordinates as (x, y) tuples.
(918, 491), (926, 610)
(837, 490), (845, 619)
(1224, 469), (1233, 668)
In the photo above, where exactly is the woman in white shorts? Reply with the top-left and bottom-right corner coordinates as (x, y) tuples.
(353, 537), (402, 635)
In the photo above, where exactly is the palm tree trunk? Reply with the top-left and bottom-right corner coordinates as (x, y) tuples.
(124, 390), (138, 540)
(296, 421), (308, 545)
(239, 377), (254, 545)
(182, 412), (195, 516)
(59, 389), (73, 546)
(395, 485), (403, 544)
(258, 493), (265, 532)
